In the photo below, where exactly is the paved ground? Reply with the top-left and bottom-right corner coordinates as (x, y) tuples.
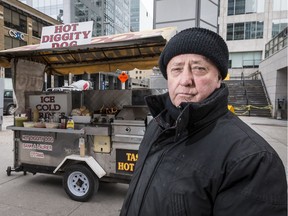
(0, 115), (128, 216)
(239, 116), (287, 169)
(0, 115), (287, 216)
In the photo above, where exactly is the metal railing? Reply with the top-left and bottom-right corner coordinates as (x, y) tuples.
(231, 71), (272, 116)
(249, 70), (272, 106)
(265, 27), (288, 59)
(240, 72), (249, 106)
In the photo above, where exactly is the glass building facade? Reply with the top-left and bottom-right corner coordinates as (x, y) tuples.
(19, 0), (130, 36)
(130, 0), (140, 32)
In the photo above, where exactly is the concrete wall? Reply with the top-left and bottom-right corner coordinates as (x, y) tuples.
(259, 46), (287, 119)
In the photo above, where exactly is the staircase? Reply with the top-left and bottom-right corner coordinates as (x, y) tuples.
(223, 76), (272, 117)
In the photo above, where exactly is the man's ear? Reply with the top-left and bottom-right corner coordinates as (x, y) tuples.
(217, 74), (222, 87)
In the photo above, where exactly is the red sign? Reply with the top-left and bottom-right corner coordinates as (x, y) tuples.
(118, 72), (129, 83)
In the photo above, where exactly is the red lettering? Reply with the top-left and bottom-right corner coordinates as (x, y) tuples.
(69, 32), (74, 40)
(52, 41), (77, 48)
(70, 23), (79, 31)
(62, 33), (70, 40)
(54, 34), (61, 42)
(63, 24), (71, 32)
(55, 23), (79, 33)
(70, 41), (77, 46)
(82, 31), (91, 39)
(41, 35), (50, 43)
(54, 25), (62, 33)
(73, 32), (81, 40)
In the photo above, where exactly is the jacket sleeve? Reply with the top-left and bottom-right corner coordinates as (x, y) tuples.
(213, 151), (287, 216)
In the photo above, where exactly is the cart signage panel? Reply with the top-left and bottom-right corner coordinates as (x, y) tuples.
(40, 21), (93, 49)
(29, 94), (72, 119)
(20, 132), (56, 160)
(116, 149), (138, 174)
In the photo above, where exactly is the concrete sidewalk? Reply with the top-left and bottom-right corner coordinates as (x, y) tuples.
(0, 115), (286, 216)
(239, 116), (287, 170)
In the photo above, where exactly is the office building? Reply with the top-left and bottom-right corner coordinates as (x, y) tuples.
(0, 0), (61, 80)
(130, 0), (153, 32)
(218, 0), (287, 77)
(19, 0), (130, 36)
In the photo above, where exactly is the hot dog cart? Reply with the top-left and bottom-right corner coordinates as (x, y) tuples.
(0, 26), (176, 201)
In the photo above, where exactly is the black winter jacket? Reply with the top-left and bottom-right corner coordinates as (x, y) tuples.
(120, 84), (287, 216)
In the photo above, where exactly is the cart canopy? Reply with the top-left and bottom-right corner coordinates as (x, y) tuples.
(0, 27), (177, 75)
(0, 26), (176, 114)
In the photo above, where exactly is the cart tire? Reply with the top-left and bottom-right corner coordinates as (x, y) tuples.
(63, 164), (99, 202)
(24, 171), (27, 175)
(6, 166), (11, 176)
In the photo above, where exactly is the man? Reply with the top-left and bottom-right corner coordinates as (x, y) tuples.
(120, 28), (287, 216)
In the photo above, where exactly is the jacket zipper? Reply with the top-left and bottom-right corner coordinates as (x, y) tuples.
(138, 136), (180, 215)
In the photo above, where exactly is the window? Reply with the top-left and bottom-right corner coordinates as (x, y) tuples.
(245, 22), (256, 39)
(256, 21), (264, 38)
(4, 36), (27, 49)
(228, 0), (264, 15)
(227, 24), (234, 40)
(4, 90), (13, 98)
(273, 0), (288, 11)
(229, 52), (262, 68)
(4, 7), (27, 33)
(272, 19), (288, 37)
(235, 0), (245, 15)
(32, 19), (49, 38)
(4, 7), (12, 27)
(19, 15), (27, 33)
(234, 23), (245, 40)
(228, 0), (235, 15)
(226, 21), (264, 40)
(228, 60), (232, 68)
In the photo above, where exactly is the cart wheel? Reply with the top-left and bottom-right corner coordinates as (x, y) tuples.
(63, 164), (99, 202)
(6, 166), (12, 176)
(23, 171), (27, 175)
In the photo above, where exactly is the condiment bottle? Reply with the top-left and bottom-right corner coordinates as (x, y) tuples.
(33, 108), (39, 122)
(66, 116), (74, 129)
(60, 113), (67, 129)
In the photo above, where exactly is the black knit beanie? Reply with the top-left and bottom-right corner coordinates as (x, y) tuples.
(159, 27), (229, 80)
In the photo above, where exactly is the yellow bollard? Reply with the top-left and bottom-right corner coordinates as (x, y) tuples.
(228, 105), (235, 113)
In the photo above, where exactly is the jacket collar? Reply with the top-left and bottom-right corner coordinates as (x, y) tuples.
(145, 83), (229, 131)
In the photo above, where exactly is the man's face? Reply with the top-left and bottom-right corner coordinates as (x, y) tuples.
(167, 54), (221, 107)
